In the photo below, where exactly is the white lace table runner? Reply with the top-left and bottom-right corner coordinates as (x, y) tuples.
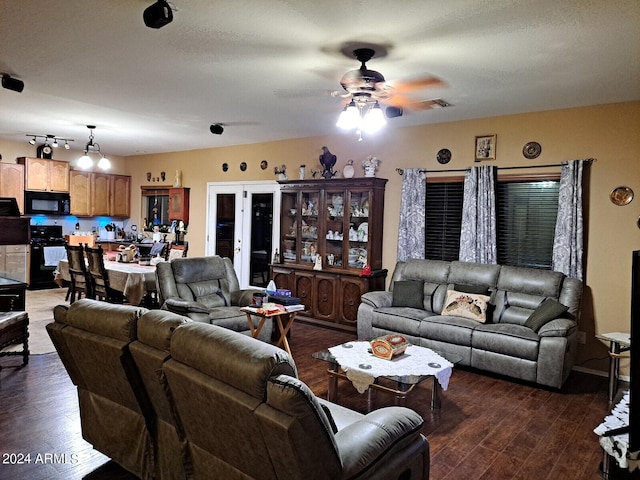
(328, 342), (453, 394)
(594, 391), (640, 472)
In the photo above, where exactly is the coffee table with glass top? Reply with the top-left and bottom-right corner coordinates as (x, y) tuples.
(312, 342), (462, 411)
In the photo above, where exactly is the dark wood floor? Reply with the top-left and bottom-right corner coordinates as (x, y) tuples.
(0, 320), (626, 479)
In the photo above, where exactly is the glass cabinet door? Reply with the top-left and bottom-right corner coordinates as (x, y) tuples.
(347, 190), (370, 268)
(300, 191), (320, 264)
(281, 191), (298, 263)
(325, 190), (346, 267)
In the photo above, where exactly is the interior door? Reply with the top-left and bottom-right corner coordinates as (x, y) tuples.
(206, 181), (281, 288)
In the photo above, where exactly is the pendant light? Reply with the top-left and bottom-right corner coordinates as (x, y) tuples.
(77, 125), (111, 170)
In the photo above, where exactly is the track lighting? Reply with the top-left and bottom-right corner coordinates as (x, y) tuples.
(143, 0), (173, 29)
(77, 125), (110, 170)
(26, 134), (73, 147)
(210, 124), (224, 135)
(1, 74), (24, 93)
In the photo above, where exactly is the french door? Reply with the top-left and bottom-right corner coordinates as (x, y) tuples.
(206, 181), (281, 288)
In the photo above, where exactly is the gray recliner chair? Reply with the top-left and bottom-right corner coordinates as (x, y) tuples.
(155, 255), (272, 341)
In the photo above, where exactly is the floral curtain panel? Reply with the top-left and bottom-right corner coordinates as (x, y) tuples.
(552, 159), (592, 280)
(397, 168), (426, 262)
(459, 165), (497, 264)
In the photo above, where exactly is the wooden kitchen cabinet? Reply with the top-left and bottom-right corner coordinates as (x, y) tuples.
(110, 175), (131, 218)
(18, 157), (69, 192)
(91, 172), (111, 216)
(69, 170), (130, 218)
(270, 177), (388, 331)
(0, 163), (25, 214)
(69, 169), (91, 216)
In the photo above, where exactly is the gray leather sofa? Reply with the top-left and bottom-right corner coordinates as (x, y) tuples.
(357, 260), (583, 389)
(155, 255), (272, 341)
(48, 299), (429, 480)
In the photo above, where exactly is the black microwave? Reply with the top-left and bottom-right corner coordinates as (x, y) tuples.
(24, 191), (71, 215)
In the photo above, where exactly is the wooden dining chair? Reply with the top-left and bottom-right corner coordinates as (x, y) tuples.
(84, 245), (123, 303)
(65, 243), (91, 303)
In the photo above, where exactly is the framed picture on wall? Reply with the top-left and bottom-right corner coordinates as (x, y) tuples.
(475, 134), (497, 161)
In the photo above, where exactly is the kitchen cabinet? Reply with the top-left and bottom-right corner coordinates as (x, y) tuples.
(69, 170), (131, 218)
(69, 170), (91, 216)
(110, 175), (131, 218)
(168, 187), (189, 224)
(18, 157), (70, 192)
(0, 163), (25, 214)
(91, 172), (111, 216)
(271, 177), (387, 331)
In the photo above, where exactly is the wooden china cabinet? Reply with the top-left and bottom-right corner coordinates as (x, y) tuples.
(271, 177), (387, 331)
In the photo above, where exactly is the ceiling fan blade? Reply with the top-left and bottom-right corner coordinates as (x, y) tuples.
(386, 98), (452, 118)
(390, 76), (446, 93)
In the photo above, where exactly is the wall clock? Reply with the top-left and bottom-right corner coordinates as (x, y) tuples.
(37, 143), (53, 159)
(436, 148), (452, 164)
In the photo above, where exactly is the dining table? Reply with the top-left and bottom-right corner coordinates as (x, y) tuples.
(55, 259), (157, 306)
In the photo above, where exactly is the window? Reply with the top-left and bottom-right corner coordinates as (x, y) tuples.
(425, 179), (464, 261)
(496, 176), (559, 268)
(141, 188), (170, 231)
(424, 173), (560, 268)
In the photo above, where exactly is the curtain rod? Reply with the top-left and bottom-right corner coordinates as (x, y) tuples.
(395, 159), (596, 175)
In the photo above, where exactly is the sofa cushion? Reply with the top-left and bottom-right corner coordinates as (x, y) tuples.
(441, 289), (490, 323)
(525, 298), (568, 332)
(371, 308), (426, 337)
(472, 323), (540, 360)
(392, 280), (424, 309)
(454, 283), (491, 295)
(418, 315), (477, 346)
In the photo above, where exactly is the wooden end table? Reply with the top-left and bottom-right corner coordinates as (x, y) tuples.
(241, 307), (299, 355)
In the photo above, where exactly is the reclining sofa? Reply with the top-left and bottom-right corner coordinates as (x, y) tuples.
(357, 260), (583, 389)
(155, 255), (272, 341)
(47, 299), (430, 480)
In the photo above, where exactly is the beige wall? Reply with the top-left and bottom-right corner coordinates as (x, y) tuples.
(2, 101), (638, 375)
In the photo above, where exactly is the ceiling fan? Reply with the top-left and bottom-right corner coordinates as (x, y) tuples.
(332, 47), (451, 119)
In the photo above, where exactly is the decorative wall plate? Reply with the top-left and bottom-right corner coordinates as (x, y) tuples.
(222, 163), (229, 172)
(522, 141), (541, 159)
(240, 162), (247, 171)
(610, 186), (634, 206)
(260, 160), (268, 170)
(436, 148), (452, 164)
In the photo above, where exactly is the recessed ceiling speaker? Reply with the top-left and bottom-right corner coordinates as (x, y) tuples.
(143, 1), (173, 29)
(210, 124), (224, 135)
(1, 74), (24, 93)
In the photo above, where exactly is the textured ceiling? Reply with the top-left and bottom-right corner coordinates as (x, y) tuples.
(0, 0), (638, 157)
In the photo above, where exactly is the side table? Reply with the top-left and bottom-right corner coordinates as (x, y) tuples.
(240, 307), (299, 356)
(596, 331), (631, 404)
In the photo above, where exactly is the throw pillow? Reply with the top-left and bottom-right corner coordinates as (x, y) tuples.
(392, 280), (424, 309)
(441, 289), (490, 323)
(525, 298), (568, 332)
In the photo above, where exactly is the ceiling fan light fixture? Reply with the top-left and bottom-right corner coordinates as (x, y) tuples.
(362, 101), (387, 134)
(336, 100), (360, 130)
